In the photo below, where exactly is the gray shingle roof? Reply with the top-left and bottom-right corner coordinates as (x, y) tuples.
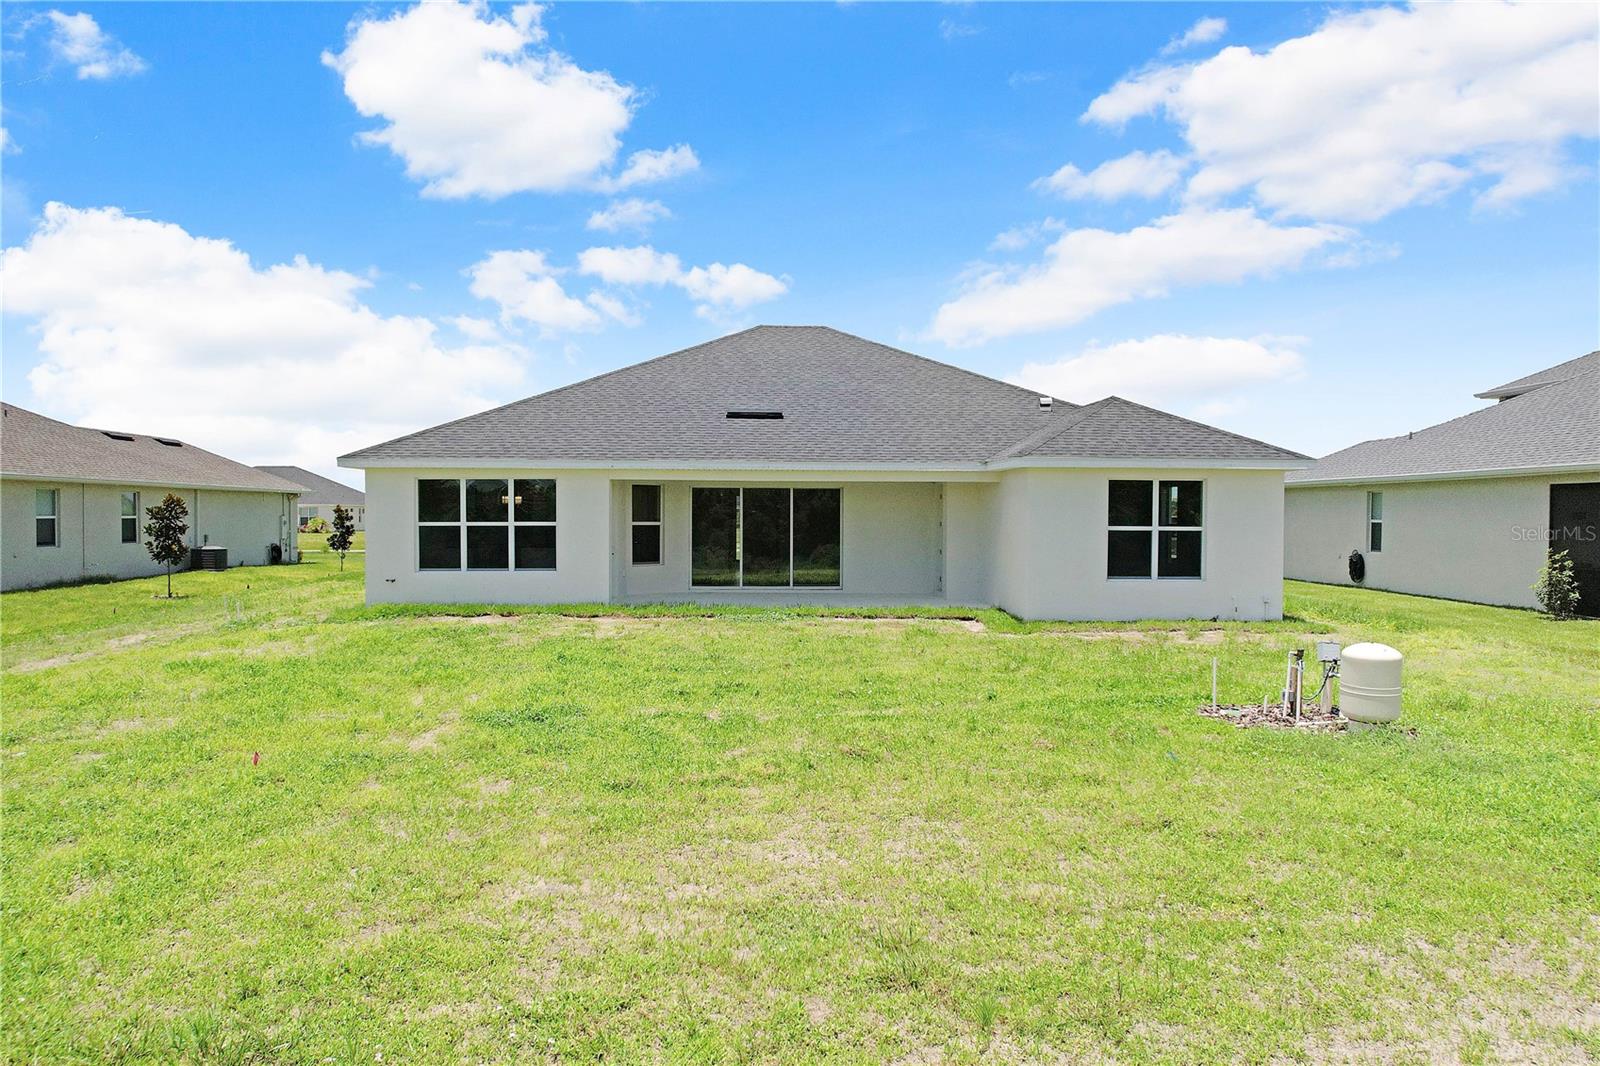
(1474, 350), (1600, 400)
(1288, 352), (1600, 485)
(340, 326), (1306, 468)
(0, 404), (303, 493)
(254, 465), (365, 505)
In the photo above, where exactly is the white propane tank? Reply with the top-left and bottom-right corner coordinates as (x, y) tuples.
(1341, 642), (1402, 725)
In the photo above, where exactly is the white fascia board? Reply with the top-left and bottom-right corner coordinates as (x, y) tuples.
(1286, 461), (1600, 487)
(342, 455), (1307, 475)
(985, 456), (1309, 471)
(1, 471), (302, 495)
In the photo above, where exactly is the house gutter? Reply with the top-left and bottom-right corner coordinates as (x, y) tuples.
(339, 456), (1310, 473)
(1286, 461), (1600, 487)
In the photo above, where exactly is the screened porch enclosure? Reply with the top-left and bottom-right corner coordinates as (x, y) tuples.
(689, 486), (842, 588)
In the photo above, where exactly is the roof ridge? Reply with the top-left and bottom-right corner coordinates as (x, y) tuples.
(811, 326), (1075, 408)
(339, 325), (768, 462)
(1313, 367), (1596, 463)
(1001, 395), (1309, 462)
(986, 397), (1109, 462)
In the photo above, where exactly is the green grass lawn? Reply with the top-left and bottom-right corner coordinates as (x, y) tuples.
(3, 557), (1596, 1064)
(297, 530), (365, 554)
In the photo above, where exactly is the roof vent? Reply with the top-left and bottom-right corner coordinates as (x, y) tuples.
(1038, 396), (1053, 410)
(155, 438), (183, 447)
(726, 411), (783, 420)
(102, 431), (135, 442)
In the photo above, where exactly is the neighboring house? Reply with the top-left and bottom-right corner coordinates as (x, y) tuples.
(340, 327), (1307, 620)
(1285, 351), (1600, 614)
(0, 403), (302, 592)
(255, 465), (367, 530)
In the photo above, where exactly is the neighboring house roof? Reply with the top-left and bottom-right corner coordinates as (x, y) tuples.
(341, 326), (1306, 469)
(1474, 350), (1600, 400)
(254, 465), (365, 505)
(1288, 351), (1600, 486)
(0, 403), (303, 494)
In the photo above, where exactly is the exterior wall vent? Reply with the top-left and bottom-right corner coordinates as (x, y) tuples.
(726, 411), (783, 420)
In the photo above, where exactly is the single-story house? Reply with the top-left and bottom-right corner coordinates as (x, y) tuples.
(1285, 350), (1600, 614)
(256, 465), (367, 530)
(340, 327), (1307, 620)
(1, 403), (302, 591)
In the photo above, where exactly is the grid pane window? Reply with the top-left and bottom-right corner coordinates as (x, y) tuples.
(513, 479), (556, 570)
(631, 484), (662, 565)
(35, 489), (57, 547)
(121, 492), (139, 544)
(1107, 480), (1203, 579)
(416, 477), (558, 571)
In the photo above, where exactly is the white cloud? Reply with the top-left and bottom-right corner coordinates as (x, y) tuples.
(1, 203), (527, 478)
(989, 217), (1065, 253)
(323, 2), (695, 199)
(1161, 17), (1227, 56)
(576, 245), (683, 287)
(42, 11), (146, 80)
(586, 197), (672, 233)
(1034, 149), (1186, 201)
(939, 19), (981, 42)
(450, 314), (501, 342)
(1007, 334), (1305, 409)
(1085, 2), (1600, 220)
(680, 263), (790, 315)
(597, 146), (700, 193)
(577, 244), (789, 319)
(466, 250), (604, 333)
(930, 208), (1347, 346)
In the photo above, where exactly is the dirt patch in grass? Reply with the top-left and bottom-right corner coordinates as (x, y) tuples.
(407, 711), (460, 751)
(1301, 931), (1600, 1064)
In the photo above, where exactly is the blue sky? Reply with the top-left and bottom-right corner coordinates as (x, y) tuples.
(2, 1), (1596, 483)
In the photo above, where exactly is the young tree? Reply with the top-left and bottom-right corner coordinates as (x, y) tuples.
(1532, 548), (1580, 620)
(144, 492), (190, 598)
(328, 504), (356, 571)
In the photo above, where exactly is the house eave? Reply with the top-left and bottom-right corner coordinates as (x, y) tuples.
(1, 471), (302, 495)
(340, 455), (1309, 474)
(1286, 460), (1600, 488)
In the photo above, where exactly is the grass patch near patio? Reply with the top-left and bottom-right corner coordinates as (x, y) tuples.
(2, 557), (1596, 1063)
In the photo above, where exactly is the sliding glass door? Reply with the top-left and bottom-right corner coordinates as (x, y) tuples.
(691, 488), (739, 587)
(691, 487), (841, 588)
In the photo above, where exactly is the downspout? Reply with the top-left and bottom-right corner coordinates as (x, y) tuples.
(80, 483), (86, 574)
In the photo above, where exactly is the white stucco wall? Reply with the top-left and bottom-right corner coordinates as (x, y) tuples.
(991, 467), (1288, 621)
(357, 465), (1288, 619)
(362, 468), (615, 605)
(1284, 473), (1599, 609)
(1, 479), (297, 591)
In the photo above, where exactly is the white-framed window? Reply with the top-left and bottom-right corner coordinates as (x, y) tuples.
(1107, 479), (1203, 579)
(121, 491), (140, 544)
(35, 488), (58, 547)
(1367, 491), (1383, 552)
(631, 484), (663, 565)
(416, 478), (556, 571)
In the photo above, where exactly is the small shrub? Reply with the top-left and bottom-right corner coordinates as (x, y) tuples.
(302, 517), (330, 534)
(327, 505), (356, 570)
(1532, 549), (1580, 619)
(143, 493), (189, 599)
